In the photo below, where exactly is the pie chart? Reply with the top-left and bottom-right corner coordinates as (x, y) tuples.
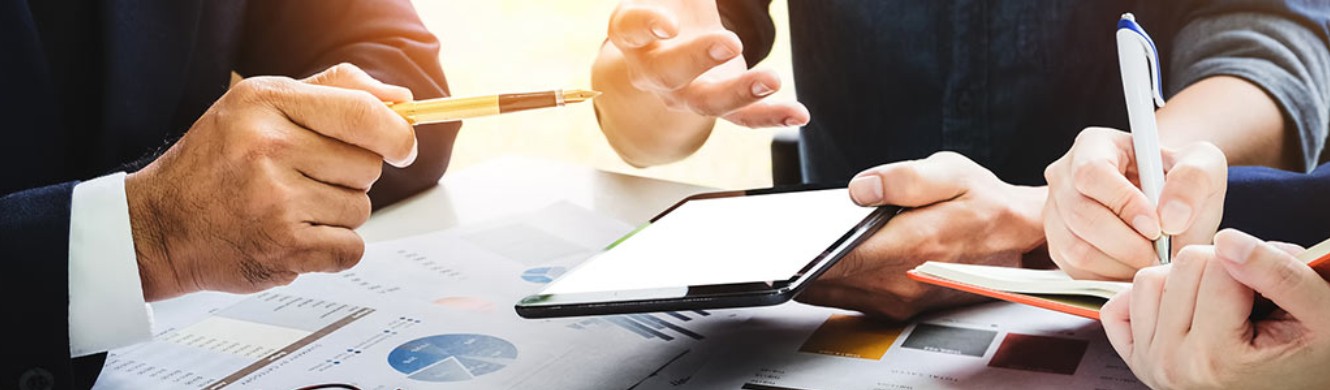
(387, 334), (518, 382)
(521, 266), (566, 284)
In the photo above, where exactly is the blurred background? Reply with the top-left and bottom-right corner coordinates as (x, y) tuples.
(412, 0), (797, 190)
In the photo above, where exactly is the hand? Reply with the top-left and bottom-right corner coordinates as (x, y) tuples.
(797, 152), (1048, 320)
(1101, 229), (1330, 389)
(125, 63), (417, 301)
(1043, 127), (1227, 280)
(602, 0), (808, 128)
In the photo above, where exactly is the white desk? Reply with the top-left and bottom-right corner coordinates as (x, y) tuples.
(358, 155), (714, 243)
(104, 155), (1144, 389)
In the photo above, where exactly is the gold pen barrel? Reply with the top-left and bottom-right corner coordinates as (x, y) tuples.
(390, 95), (500, 125)
(389, 89), (599, 125)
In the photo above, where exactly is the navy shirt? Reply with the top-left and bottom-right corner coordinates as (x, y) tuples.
(720, 0), (1330, 185)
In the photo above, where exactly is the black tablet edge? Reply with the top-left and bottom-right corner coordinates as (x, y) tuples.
(513, 204), (901, 319)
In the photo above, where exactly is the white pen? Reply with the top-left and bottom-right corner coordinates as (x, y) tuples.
(1116, 13), (1171, 265)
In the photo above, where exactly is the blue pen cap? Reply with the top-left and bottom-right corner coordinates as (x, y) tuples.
(1118, 13), (1166, 107)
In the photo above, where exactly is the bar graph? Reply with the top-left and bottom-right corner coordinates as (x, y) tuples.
(566, 311), (711, 342)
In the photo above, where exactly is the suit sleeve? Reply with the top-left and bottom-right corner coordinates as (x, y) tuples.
(234, 0), (460, 208)
(2, 182), (106, 390)
(1221, 163), (1330, 247)
(717, 0), (776, 68)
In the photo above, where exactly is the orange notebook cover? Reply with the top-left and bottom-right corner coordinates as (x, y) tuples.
(907, 237), (1330, 321)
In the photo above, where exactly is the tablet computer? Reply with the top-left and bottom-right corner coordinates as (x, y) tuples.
(514, 184), (899, 319)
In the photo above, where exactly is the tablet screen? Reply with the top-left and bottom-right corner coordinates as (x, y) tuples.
(539, 188), (878, 294)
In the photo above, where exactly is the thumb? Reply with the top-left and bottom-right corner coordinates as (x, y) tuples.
(1157, 142), (1226, 237)
(1214, 229), (1330, 324)
(302, 63), (414, 103)
(848, 151), (974, 207)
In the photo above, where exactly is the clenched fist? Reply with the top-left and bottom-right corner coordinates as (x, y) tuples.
(125, 63), (417, 301)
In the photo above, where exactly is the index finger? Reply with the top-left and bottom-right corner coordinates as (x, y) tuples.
(1067, 128), (1161, 240)
(253, 77), (416, 167)
(1214, 229), (1330, 324)
(302, 62), (413, 103)
(609, 4), (679, 50)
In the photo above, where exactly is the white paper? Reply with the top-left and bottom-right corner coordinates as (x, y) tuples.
(638, 301), (1147, 390)
(95, 202), (750, 389)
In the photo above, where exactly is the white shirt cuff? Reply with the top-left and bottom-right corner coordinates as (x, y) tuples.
(69, 172), (154, 357)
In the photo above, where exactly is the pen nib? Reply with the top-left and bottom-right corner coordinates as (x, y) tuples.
(562, 89), (601, 103)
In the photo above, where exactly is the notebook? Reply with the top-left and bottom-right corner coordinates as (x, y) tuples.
(906, 237), (1330, 320)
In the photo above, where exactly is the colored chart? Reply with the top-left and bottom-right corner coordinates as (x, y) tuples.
(387, 334), (518, 382)
(521, 266), (566, 284)
(799, 314), (904, 360)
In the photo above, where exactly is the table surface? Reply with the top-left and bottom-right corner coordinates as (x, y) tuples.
(357, 154), (717, 243)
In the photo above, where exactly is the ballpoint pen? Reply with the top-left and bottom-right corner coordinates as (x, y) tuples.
(1116, 13), (1171, 265)
(388, 89), (600, 125)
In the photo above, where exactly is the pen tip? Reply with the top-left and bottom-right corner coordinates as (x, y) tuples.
(563, 89), (601, 103)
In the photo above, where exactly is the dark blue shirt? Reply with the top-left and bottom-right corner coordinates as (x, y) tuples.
(721, 0), (1330, 185)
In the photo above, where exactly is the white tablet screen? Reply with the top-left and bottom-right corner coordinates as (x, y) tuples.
(540, 188), (877, 294)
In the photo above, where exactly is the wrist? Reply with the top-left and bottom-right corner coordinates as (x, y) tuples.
(125, 169), (191, 301)
(1009, 185), (1049, 256)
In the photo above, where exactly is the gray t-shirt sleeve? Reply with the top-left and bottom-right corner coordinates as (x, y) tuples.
(1169, 12), (1330, 172)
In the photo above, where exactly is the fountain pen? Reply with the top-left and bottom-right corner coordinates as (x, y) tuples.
(388, 89), (600, 125)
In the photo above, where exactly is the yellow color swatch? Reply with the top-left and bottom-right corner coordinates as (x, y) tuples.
(798, 314), (904, 360)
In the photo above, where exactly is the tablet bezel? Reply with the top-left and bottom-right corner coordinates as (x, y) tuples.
(514, 184), (901, 318)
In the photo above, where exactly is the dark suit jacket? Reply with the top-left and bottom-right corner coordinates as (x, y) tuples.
(0, 1), (459, 389)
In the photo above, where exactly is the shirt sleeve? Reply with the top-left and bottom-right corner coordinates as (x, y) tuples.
(1221, 163), (1330, 247)
(68, 172), (153, 357)
(1169, 11), (1330, 171)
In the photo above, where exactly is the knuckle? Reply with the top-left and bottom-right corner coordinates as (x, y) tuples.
(233, 76), (286, 102)
(928, 150), (964, 163)
(1174, 245), (1209, 267)
(1063, 241), (1095, 270)
(628, 71), (657, 92)
(1167, 162), (1214, 191)
(1044, 159), (1064, 185)
(1064, 198), (1103, 232)
(684, 93), (722, 116)
(1270, 259), (1307, 292)
(647, 69), (685, 90)
(1071, 161), (1115, 196)
(660, 94), (687, 111)
(343, 90), (381, 122)
(1133, 265), (1167, 285)
(351, 194), (372, 226)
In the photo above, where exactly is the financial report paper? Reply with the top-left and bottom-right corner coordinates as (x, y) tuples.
(94, 202), (748, 389)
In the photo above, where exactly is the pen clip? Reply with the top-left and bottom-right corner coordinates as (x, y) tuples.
(1118, 13), (1166, 108)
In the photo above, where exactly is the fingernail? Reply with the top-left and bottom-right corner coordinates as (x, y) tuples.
(1217, 230), (1259, 264)
(784, 118), (801, 127)
(848, 175), (883, 206)
(403, 139), (419, 167)
(751, 82), (775, 97)
(650, 23), (670, 39)
(1131, 215), (1161, 240)
(1159, 201), (1192, 235)
(709, 44), (736, 62)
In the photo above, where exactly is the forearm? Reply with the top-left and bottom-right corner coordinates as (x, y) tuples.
(591, 43), (716, 167)
(1166, 10), (1330, 171)
(1157, 75), (1295, 169)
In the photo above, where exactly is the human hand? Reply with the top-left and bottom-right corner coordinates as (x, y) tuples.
(796, 152), (1048, 320)
(1101, 229), (1330, 389)
(1043, 127), (1227, 280)
(125, 63), (417, 301)
(602, 0), (808, 127)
